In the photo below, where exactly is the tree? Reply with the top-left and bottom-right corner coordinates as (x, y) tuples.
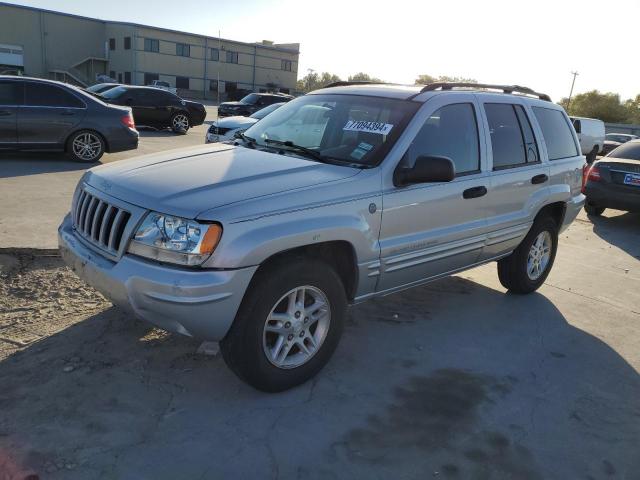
(296, 70), (342, 93)
(415, 74), (477, 85)
(347, 72), (383, 83)
(624, 94), (640, 124)
(559, 90), (630, 123)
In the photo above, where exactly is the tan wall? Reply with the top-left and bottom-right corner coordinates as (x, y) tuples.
(105, 23), (136, 82)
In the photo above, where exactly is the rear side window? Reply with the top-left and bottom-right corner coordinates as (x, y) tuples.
(607, 142), (640, 160)
(485, 103), (530, 169)
(533, 107), (579, 160)
(24, 83), (84, 108)
(0, 81), (23, 105)
(406, 103), (480, 175)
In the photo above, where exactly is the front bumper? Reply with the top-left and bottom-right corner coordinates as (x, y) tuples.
(560, 193), (586, 232)
(58, 214), (257, 341)
(585, 182), (640, 212)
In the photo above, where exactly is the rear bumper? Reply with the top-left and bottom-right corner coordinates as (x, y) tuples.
(58, 214), (257, 341)
(560, 193), (586, 232)
(585, 182), (640, 212)
(190, 111), (206, 126)
(107, 128), (139, 153)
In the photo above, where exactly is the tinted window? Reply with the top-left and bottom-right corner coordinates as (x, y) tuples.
(144, 38), (159, 52)
(100, 86), (128, 100)
(176, 76), (189, 89)
(124, 37), (131, 50)
(485, 103), (527, 168)
(532, 107), (580, 160)
(109, 38), (115, 50)
(607, 142), (640, 160)
(226, 51), (238, 63)
(209, 80), (218, 92)
(282, 60), (292, 71)
(0, 81), (23, 105)
(406, 103), (480, 175)
(124, 72), (131, 84)
(176, 43), (190, 57)
(241, 93), (260, 105)
(210, 48), (219, 61)
(514, 105), (540, 163)
(25, 83), (84, 108)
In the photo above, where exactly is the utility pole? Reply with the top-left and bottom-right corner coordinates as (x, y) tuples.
(566, 71), (579, 112)
(217, 29), (221, 106)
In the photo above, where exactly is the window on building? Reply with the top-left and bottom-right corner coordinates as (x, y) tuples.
(405, 103), (480, 175)
(226, 51), (238, 63)
(532, 107), (580, 160)
(109, 38), (116, 51)
(109, 71), (116, 80)
(24, 82), (84, 108)
(485, 103), (529, 169)
(176, 43), (190, 57)
(117, 73), (123, 83)
(280, 88), (290, 94)
(225, 82), (237, 93)
(281, 60), (292, 72)
(144, 73), (159, 85)
(124, 72), (131, 84)
(210, 48), (219, 61)
(209, 80), (218, 92)
(176, 76), (189, 89)
(124, 37), (131, 50)
(144, 38), (159, 52)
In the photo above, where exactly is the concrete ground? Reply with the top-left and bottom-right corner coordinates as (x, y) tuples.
(0, 105), (218, 249)
(0, 208), (639, 479)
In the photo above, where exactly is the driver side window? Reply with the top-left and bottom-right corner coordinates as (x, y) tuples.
(404, 103), (480, 176)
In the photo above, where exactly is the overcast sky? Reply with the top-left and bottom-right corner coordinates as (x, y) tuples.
(5, 0), (639, 101)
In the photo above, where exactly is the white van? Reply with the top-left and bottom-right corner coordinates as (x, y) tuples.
(570, 116), (605, 162)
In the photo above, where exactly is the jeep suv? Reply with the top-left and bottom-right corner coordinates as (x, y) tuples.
(59, 82), (585, 392)
(218, 92), (293, 117)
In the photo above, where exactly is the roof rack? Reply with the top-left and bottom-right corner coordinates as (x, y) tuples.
(419, 83), (551, 101)
(322, 81), (388, 89)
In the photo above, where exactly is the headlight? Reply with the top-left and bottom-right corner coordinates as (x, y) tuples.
(127, 212), (222, 266)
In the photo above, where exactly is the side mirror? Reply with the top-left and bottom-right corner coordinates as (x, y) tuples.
(394, 155), (455, 186)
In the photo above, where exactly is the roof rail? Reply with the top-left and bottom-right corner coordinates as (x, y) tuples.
(322, 81), (387, 89)
(419, 83), (551, 102)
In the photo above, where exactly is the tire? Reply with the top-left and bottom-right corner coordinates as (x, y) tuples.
(221, 258), (347, 392)
(171, 112), (190, 134)
(497, 216), (558, 294)
(584, 201), (605, 216)
(66, 130), (105, 163)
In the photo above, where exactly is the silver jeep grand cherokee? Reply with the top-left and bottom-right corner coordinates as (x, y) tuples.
(59, 82), (586, 392)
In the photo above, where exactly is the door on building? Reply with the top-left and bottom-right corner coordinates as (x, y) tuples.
(0, 80), (22, 148)
(18, 81), (86, 147)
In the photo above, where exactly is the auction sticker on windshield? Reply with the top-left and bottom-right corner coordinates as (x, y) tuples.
(343, 120), (393, 135)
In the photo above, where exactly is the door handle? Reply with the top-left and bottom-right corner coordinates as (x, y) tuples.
(0, 110), (12, 116)
(531, 174), (549, 184)
(463, 186), (488, 199)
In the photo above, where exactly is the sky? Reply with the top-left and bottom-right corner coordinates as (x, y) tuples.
(5, 0), (639, 102)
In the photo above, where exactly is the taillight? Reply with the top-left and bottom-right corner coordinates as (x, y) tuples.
(582, 164), (600, 193)
(121, 113), (136, 130)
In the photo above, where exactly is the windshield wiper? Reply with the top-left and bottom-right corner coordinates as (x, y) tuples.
(234, 131), (257, 147)
(263, 139), (327, 163)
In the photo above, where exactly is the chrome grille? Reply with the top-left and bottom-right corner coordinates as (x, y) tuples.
(73, 189), (131, 255)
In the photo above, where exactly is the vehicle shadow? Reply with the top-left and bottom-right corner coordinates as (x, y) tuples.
(0, 153), (90, 179)
(0, 275), (639, 479)
(588, 210), (640, 259)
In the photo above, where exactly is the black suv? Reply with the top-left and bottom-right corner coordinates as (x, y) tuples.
(0, 75), (138, 162)
(100, 86), (206, 133)
(218, 92), (293, 117)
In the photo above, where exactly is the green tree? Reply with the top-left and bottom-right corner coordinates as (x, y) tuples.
(623, 94), (640, 124)
(347, 72), (384, 83)
(559, 90), (629, 123)
(296, 70), (342, 93)
(414, 74), (477, 85)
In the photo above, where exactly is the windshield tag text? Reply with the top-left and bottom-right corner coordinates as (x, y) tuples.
(343, 121), (393, 135)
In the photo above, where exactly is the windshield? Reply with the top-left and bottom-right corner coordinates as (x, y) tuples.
(607, 142), (640, 160)
(100, 86), (127, 99)
(242, 94), (419, 166)
(87, 83), (109, 93)
(240, 93), (260, 105)
(250, 102), (284, 120)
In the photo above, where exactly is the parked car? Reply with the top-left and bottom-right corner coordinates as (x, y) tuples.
(59, 82), (585, 391)
(0, 75), (138, 162)
(100, 86), (206, 133)
(217, 92), (293, 117)
(583, 139), (640, 216)
(86, 82), (121, 95)
(570, 116), (605, 162)
(601, 133), (638, 156)
(206, 102), (285, 143)
(148, 80), (177, 95)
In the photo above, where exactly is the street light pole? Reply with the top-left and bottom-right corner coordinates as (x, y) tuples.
(566, 71), (579, 112)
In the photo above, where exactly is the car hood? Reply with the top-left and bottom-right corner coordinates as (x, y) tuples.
(85, 144), (362, 219)
(215, 116), (258, 129)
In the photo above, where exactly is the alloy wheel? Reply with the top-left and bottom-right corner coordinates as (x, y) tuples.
(527, 231), (552, 280)
(172, 114), (189, 130)
(72, 133), (102, 161)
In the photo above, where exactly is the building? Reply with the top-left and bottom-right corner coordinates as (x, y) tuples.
(0, 2), (300, 100)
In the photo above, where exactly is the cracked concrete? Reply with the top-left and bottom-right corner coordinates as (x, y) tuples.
(0, 210), (639, 479)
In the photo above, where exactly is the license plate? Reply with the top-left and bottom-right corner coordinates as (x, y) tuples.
(623, 173), (640, 187)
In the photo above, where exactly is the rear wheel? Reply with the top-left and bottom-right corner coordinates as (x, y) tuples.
(497, 217), (558, 294)
(221, 258), (347, 392)
(67, 130), (104, 163)
(171, 112), (190, 133)
(585, 201), (605, 216)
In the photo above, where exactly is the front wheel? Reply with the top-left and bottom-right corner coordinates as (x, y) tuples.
(497, 217), (558, 294)
(67, 130), (105, 163)
(171, 112), (190, 134)
(221, 258), (347, 392)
